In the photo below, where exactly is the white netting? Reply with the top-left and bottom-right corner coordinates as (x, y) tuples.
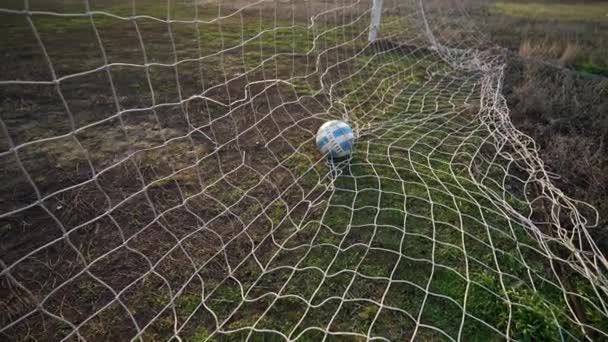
(1, 0), (607, 340)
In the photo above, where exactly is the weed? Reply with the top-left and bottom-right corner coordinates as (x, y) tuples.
(576, 62), (608, 77)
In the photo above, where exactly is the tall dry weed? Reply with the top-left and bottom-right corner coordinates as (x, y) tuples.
(519, 38), (580, 66)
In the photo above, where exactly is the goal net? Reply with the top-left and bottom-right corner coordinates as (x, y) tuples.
(1, 0), (606, 340)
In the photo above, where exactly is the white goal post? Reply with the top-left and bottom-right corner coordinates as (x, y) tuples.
(369, 0), (384, 42)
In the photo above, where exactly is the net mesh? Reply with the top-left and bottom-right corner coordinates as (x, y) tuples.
(1, 0), (607, 341)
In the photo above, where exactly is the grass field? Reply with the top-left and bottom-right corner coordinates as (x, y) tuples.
(477, 1), (608, 76)
(492, 2), (608, 21)
(1, 0), (607, 341)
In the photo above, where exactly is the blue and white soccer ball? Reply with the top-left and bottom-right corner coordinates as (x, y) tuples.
(316, 120), (355, 159)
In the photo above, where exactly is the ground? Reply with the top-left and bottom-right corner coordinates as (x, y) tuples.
(0, 0), (607, 341)
(465, 0), (608, 243)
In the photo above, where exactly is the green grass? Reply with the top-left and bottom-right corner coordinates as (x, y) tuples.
(576, 61), (608, 77)
(223, 47), (590, 340)
(491, 2), (608, 22)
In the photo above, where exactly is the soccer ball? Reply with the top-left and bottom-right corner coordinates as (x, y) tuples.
(315, 120), (355, 159)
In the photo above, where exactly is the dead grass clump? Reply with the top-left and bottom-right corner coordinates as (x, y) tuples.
(559, 42), (580, 66)
(519, 38), (580, 66)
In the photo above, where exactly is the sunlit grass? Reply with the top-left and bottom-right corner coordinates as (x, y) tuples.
(491, 2), (608, 22)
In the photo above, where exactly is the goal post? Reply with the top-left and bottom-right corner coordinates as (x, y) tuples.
(369, 0), (384, 42)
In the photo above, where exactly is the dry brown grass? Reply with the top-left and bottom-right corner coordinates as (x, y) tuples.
(503, 53), (608, 251)
(519, 38), (581, 66)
